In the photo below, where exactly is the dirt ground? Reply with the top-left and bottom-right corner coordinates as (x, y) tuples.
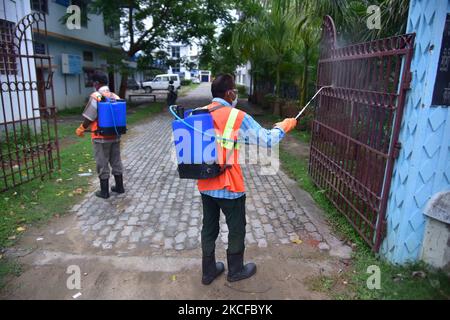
(0, 213), (349, 299)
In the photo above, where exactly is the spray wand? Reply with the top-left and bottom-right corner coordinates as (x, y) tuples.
(294, 85), (333, 120)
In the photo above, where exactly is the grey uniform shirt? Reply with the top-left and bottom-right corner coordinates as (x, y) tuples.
(82, 86), (120, 143)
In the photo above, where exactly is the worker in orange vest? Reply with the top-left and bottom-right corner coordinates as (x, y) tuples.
(199, 74), (297, 285)
(75, 71), (125, 199)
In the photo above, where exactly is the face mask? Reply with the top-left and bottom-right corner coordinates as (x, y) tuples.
(231, 92), (238, 108)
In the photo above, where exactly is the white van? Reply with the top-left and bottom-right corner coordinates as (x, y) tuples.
(141, 74), (180, 93)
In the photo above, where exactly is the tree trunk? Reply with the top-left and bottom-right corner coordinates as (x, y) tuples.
(119, 72), (128, 99)
(251, 70), (257, 103)
(273, 66), (281, 116)
(300, 47), (310, 107)
(249, 70), (253, 101)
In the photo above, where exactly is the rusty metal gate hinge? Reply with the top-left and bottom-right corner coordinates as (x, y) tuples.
(382, 219), (388, 238)
(393, 142), (402, 159)
(404, 72), (413, 89)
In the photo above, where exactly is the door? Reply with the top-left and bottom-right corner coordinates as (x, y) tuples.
(170, 75), (179, 88)
(153, 76), (162, 89)
(161, 76), (170, 89)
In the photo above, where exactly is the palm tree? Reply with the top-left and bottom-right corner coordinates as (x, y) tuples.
(233, 0), (307, 115)
(231, 0), (410, 116)
(294, 22), (320, 106)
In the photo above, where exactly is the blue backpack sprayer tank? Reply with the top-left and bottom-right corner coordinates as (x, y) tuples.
(169, 105), (238, 180)
(97, 97), (127, 135)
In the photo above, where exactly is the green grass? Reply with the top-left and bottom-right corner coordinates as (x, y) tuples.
(279, 135), (450, 300)
(0, 258), (22, 289)
(126, 102), (164, 122)
(289, 129), (311, 144)
(57, 106), (85, 117)
(0, 102), (164, 287)
(254, 115), (311, 143)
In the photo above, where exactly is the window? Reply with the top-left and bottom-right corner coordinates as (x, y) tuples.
(171, 46), (180, 59)
(55, 0), (71, 6)
(71, 0), (88, 28)
(34, 42), (46, 55)
(162, 76), (169, 81)
(0, 20), (17, 76)
(172, 62), (181, 73)
(83, 51), (93, 62)
(31, 0), (49, 14)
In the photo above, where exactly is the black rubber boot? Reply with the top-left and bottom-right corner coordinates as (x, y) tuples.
(95, 179), (110, 199)
(111, 175), (125, 194)
(226, 251), (256, 282)
(202, 254), (225, 285)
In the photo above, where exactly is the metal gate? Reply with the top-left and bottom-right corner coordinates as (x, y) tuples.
(0, 12), (60, 192)
(309, 16), (415, 251)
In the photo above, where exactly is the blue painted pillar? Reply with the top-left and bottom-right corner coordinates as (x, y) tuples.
(382, 0), (450, 264)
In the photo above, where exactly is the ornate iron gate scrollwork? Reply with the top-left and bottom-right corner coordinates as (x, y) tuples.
(0, 12), (60, 192)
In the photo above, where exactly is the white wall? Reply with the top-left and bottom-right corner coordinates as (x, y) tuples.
(236, 61), (252, 94)
(47, 38), (115, 108)
(43, 1), (122, 109)
(46, 0), (118, 47)
(0, 0), (39, 125)
(0, 0), (122, 116)
(165, 42), (199, 80)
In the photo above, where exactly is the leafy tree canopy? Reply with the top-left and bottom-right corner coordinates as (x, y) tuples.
(89, 0), (236, 95)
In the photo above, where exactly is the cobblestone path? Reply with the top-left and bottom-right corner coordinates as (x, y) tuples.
(74, 84), (330, 254)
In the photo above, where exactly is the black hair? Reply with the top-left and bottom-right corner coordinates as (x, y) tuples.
(92, 71), (108, 86)
(211, 74), (235, 98)
(169, 80), (174, 84)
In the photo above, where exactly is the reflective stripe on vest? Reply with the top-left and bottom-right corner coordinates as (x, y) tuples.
(220, 108), (239, 150)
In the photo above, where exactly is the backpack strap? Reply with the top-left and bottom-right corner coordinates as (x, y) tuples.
(191, 102), (238, 173)
(220, 140), (237, 172)
(208, 104), (226, 113)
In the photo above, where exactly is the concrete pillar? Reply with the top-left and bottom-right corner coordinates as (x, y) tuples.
(382, 0), (450, 264)
(422, 192), (450, 270)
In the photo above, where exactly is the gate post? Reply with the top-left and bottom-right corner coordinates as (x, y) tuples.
(382, 0), (450, 264)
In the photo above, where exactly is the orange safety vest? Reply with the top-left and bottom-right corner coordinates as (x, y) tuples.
(197, 102), (246, 193)
(89, 91), (120, 140)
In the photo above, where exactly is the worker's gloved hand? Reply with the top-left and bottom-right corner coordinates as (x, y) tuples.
(94, 94), (103, 102)
(76, 124), (85, 137)
(274, 118), (297, 133)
